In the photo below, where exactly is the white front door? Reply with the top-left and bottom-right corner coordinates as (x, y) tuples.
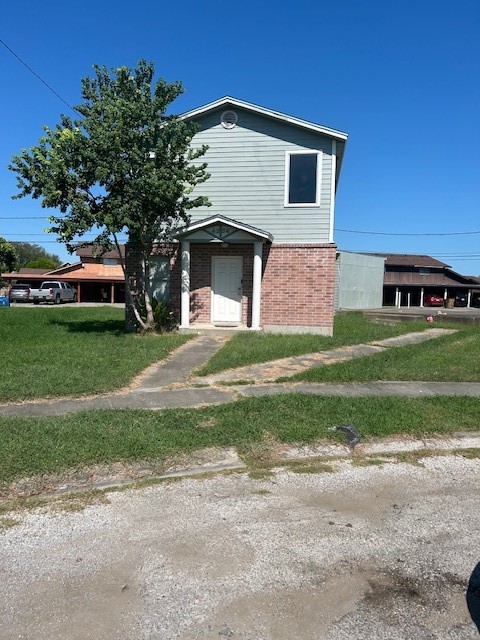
(212, 256), (243, 324)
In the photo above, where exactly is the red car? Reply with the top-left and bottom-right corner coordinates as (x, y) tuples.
(424, 294), (444, 307)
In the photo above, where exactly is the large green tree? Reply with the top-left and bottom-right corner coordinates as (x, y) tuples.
(9, 60), (209, 330)
(11, 242), (61, 270)
(0, 237), (17, 275)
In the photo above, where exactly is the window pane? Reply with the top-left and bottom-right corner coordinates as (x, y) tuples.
(289, 154), (317, 204)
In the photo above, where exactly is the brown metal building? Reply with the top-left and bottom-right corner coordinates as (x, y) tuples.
(369, 253), (480, 308)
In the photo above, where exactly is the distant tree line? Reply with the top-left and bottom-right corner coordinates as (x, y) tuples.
(0, 237), (61, 276)
(11, 242), (61, 270)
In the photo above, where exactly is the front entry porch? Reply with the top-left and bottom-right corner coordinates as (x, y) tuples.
(175, 215), (273, 331)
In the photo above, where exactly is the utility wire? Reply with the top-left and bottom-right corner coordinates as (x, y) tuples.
(335, 228), (480, 236)
(4, 216), (480, 238)
(0, 38), (80, 116)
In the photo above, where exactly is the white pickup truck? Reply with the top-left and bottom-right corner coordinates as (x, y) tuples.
(30, 281), (77, 305)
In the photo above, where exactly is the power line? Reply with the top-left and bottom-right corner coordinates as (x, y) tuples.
(4, 216), (480, 238)
(0, 38), (80, 116)
(335, 228), (480, 237)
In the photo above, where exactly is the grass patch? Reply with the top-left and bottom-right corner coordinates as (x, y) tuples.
(248, 470), (275, 480)
(0, 488), (110, 518)
(0, 307), (191, 402)
(456, 448), (480, 459)
(291, 325), (480, 383)
(1, 394), (479, 487)
(289, 461), (335, 474)
(195, 312), (426, 376)
(351, 457), (387, 467)
(0, 516), (19, 530)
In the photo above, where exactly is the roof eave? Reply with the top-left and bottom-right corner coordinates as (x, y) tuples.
(180, 96), (348, 142)
(174, 214), (274, 243)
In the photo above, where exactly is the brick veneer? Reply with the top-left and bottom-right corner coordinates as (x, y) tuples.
(127, 242), (337, 334)
(261, 244), (336, 333)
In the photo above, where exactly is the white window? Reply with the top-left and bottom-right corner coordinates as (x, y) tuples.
(103, 258), (118, 266)
(284, 151), (321, 207)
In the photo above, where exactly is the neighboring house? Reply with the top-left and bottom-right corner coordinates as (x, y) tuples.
(1, 247), (125, 303)
(335, 252), (386, 309)
(369, 253), (480, 307)
(127, 96), (348, 335)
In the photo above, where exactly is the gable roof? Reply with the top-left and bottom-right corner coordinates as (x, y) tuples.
(180, 96), (348, 188)
(180, 96), (348, 141)
(18, 267), (52, 275)
(368, 253), (451, 269)
(175, 214), (274, 243)
(76, 245), (125, 259)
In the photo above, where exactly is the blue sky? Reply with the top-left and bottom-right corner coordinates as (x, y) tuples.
(1, 0), (479, 274)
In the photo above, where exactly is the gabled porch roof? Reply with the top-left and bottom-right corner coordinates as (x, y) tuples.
(174, 215), (273, 244)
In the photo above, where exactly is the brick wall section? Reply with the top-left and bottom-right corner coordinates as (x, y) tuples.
(261, 244), (336, 329)
(129, 242), (336, 332)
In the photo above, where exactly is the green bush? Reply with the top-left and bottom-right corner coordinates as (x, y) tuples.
(152, 298), (175, 333)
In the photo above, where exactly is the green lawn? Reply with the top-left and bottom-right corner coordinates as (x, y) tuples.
(1, 394), (478, 486)
(289, 326), (480, 383)
(196, 312), (428, 376)
(1, 308), (478, 489)
(0, 307), (191, 402)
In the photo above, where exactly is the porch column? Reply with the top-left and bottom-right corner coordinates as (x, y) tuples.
(77, 283), (81, 303)
(444, 288), (448, 302)
(110, 283), (115, 303)
(395, 287), (400, 307)
(180, 241), (190, 328)
(407, 292), (411, 308)
(468, 290), (472, 308)
(251, 242), (263, 330)
(420, 287), (424, 307)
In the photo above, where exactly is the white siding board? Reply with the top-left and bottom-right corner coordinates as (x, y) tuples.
(188, 108), (335, 244)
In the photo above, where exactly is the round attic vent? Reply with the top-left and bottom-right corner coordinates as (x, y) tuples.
(220, 110), (238, 129)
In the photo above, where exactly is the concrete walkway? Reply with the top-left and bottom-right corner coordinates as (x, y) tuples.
(193, 328), (456, 384)
(2, 327), (479, 418)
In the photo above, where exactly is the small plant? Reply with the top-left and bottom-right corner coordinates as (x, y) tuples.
(351, 457), (386, 467)
(152, 298), (175, 333)
(290, 462), (335, 474)
(248, 470), (275, 480)
(0, 516), (19, 531)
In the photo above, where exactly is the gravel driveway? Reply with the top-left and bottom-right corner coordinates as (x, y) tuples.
(1, 455), (480, 639)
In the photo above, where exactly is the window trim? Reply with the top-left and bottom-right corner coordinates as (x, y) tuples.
(284, 150), (322, 208)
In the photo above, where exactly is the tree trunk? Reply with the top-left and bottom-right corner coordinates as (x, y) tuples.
(123, 238), (148, 332)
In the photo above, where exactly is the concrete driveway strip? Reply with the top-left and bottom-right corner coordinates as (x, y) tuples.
(1, 456), (479, 639)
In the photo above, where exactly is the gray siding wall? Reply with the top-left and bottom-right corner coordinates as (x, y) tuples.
(188, 108), (334, 244)
(336, 252), (385, 309)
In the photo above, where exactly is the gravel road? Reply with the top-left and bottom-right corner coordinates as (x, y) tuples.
(1, 455), (480, 639)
